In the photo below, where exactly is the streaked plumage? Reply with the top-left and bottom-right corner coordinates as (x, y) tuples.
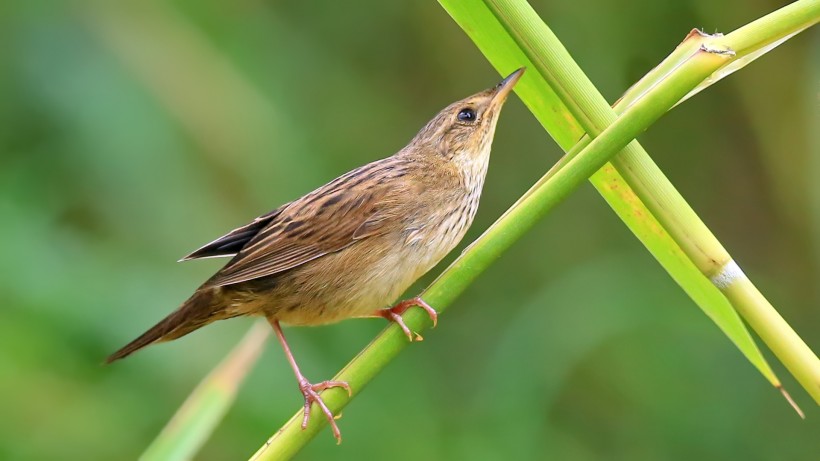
(108, 68), (525, 442)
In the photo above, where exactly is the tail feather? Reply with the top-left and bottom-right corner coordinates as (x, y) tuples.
(106, 289), (217, 363)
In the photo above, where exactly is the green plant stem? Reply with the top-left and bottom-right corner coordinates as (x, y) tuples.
(483, 0), (820, 402)
(249, 32), (737, 461)
(723, 277), (820, 405)
(446, 0), (783, 392)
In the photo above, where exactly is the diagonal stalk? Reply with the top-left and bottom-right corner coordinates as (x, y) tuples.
(443, 0), (785, 396)
(471, 0), (820, 404)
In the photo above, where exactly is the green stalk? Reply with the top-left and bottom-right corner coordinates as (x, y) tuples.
(473, 0), (820, 403)
(141, 322), (269, 461)
(443, 0), (784, 396)
(249, 28), (739, 461)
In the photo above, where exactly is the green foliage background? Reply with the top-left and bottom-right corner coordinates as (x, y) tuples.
(1, 0), (817, 459)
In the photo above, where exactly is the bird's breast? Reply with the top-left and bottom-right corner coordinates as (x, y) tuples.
(403, 188), (482, 272)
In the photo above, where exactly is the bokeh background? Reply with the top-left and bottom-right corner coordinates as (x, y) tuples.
(1, 0), (818, 459)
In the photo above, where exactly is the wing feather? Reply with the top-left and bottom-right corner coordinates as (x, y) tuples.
(179, 207), (287, 261)
(205, 158), (407, 287)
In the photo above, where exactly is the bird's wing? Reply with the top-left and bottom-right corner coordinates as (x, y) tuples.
(206, 159), (405, 287)
(179, 207), (288, 261)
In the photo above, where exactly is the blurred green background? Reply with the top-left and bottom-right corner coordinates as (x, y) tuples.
(1, 0), (818, 459)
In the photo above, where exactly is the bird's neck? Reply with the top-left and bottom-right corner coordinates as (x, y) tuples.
(454, 141), (492, 194)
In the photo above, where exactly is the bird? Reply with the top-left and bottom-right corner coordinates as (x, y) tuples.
(107, 67), (525, 443)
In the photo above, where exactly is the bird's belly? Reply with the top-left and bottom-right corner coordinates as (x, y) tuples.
(268, 228), (465, 326)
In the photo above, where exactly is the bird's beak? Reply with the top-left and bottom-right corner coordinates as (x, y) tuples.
(490, 67), (525, 107)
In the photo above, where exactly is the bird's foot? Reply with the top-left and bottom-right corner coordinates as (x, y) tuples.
(378, 296), (438, 341)
(297, 377), (351, 444)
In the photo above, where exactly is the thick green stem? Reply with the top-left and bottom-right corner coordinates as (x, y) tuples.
(449, 0), (784, 390)
(484, 0), (820, 402)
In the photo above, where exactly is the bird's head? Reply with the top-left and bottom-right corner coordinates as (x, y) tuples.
(407, 67), (524, 168)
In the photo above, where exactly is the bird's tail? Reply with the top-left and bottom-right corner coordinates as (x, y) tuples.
(106, 289), (218, 363)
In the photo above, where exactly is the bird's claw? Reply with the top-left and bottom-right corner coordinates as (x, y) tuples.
(297, 378), (350, 444)
(381, 296), (438, 341)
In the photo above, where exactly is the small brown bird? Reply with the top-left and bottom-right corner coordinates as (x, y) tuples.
(108, 68), (524, 442)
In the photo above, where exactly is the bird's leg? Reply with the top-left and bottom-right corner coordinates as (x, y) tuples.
(374, 296), (438, 341)
(266, 317), (351, 444)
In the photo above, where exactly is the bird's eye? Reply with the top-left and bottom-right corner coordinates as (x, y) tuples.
(457, 108), (476, 122)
